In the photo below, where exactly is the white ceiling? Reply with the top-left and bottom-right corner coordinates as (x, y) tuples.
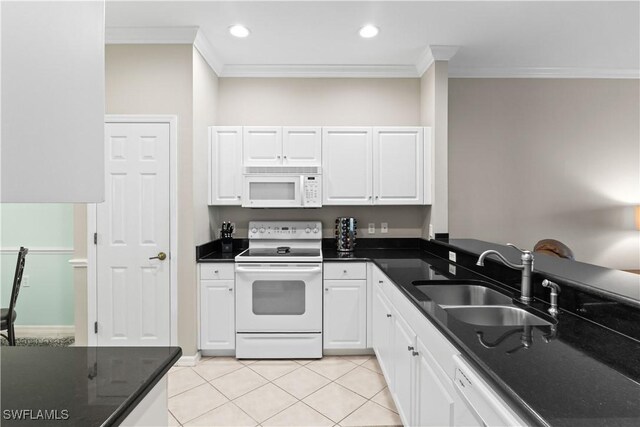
(105, 1), (640, 78)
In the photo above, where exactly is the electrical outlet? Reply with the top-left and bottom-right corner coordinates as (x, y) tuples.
(22, 275), (30, 287)
(368, 223), (376, 234)
(429, 224), (434, 240)
(449, 251), (457, 262)
(381, 222), (388, 233)
(449, 265), (457, 275)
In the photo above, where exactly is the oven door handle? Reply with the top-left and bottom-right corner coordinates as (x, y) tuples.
(235, 266), (322, 274)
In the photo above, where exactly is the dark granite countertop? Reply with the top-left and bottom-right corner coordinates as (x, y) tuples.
(0, 346), (181, 426)
(324, 246), (640, 427)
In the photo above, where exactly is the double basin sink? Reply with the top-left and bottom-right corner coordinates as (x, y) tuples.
(412, 280), (552, 327)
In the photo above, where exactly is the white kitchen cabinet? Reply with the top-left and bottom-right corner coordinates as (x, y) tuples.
(372, 283), (394, 382)
(200, 279), (235, 351)
(324, 262), (367, 350)
(370, 263), (523, 427)
(415, 337), (457, 427)
(209, 127), (243, 205)
(373, 127), (425, 205)
(392, 309), (417, 424)
(1, 1), (105, 202)
(243, 127), (283, 166)
(322, 127), (373, 205)
(243, 126), (321, 167)
(323, 280), (367, 349)
(283, 127), (322, 166)
(199, 264), (235, 351)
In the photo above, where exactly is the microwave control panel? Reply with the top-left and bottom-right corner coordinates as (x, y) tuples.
(303, 175), (321, 207)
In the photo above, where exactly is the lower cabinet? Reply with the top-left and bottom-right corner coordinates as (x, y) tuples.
(323, 279), (367, 349)
(371, 264), (523, 427)
(200, 279), (235, 351)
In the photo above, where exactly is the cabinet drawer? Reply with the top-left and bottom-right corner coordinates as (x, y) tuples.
(200, 263), (235, 280)
(324, 262), (367, 280)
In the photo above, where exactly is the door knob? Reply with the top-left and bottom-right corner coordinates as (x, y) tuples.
(149, 252), (167, 261)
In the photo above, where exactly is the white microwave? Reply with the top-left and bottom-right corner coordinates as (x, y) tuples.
(242, 166), (322, 208)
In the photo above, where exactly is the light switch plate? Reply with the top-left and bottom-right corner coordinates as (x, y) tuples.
(22, 275), (30, 287)
(429, 224), (434, 240)
(381, 222), (388, 233)
(449, 251), (457, 262)
(449, 265), (457, 275)
(368, 223), (375, 234)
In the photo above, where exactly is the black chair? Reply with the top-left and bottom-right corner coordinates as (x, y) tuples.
(1, 247), (28, 346)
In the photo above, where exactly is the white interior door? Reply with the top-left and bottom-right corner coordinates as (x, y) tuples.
(97, 122), (171, 346)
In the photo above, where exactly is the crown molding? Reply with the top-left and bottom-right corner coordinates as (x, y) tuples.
(193, 30), (224, 75)
(220, 64), (420, 78)
(416, 45), (460, 77)
(449, 66), (640, 79)
(106, 26), (199, 44)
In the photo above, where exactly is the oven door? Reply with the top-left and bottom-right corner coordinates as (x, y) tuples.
(235, 263), (322, 332)
(242, 175), (302, 208)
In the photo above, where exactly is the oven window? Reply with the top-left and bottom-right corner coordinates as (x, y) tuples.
(250, 182), (295, 201)
(252, 280), (306, 315)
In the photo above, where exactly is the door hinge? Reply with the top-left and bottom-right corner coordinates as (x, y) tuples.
(94, 321), (98, 334)
(93, 233), (98, 245)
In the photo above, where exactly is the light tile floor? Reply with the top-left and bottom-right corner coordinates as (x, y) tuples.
(168, 355), (402, 427)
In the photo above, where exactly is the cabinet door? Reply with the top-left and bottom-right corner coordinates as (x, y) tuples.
(243, 127), (282, 166)
(392, 309), (416, 426)
(323, 280), (367, 349)
(283, 127), (322, 166)
(322, 127), (373, 205)
(209, 127), (243, 205)
(200, 280), (235, 350)
(415, 337), (456, 427)
(373, 127), (424, 205)
(372, 285), (394, 384)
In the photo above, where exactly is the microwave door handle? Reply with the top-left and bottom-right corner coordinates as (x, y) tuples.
(299, 175), (305, 207)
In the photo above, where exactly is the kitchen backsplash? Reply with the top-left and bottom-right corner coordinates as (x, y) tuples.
(209, 205), (431, 239)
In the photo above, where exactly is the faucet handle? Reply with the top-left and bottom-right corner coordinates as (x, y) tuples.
(507, 243), (531, 254)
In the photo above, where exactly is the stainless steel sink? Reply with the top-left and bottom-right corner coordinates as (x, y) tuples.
(413, 282), (513, 306)
(444, 306), (552, 327)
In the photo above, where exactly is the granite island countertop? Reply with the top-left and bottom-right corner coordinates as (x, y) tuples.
(1, 346), (181, 427)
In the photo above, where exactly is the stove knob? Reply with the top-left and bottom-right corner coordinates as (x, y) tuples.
(251, 227), (257, 233)
(313, 227), (319, 233)
(305, 227), (311, 233)
(259, 228), (265, 233)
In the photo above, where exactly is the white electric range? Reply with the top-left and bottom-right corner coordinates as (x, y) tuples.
(235, 221), (323, 359)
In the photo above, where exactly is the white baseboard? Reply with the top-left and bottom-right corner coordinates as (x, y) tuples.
(176, 351), (201, 367)
(14, 325), (74, 338)
(323, 348), (375, 356)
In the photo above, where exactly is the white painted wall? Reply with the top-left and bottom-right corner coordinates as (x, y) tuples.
(449, 78), (640, 270)
(214, 77), (429, 238)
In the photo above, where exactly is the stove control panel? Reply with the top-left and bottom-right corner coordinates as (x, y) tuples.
(248, 221), (322, 239)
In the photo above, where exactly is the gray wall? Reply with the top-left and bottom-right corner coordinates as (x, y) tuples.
(448, 78), (640, 270)
(213, 77), (430, 238)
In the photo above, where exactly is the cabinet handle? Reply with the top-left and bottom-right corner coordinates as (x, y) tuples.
(378, 280), (383, 284)
(214, 270), (219, 274)
(369, 196), (372, 200)
(343, 270), (347, 273)
(284, 155), (287, 159)
(386, 313), (392, 318)
(412, 351), (419, 357)
(408, 346), (414, 351)
(277, 155), (281, 159)
(325, 288), (329, 291)
(228, 288), (233, 291)
(375, 195), (379, 199)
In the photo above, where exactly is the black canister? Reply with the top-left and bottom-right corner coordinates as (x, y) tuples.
(335, 217), (357, 252)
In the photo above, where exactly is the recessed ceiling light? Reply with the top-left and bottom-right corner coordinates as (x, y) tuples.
(229, 25), (250, 38)
(359, 25), (379, 38)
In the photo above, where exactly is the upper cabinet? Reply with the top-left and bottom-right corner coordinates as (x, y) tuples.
(282, 127), (322, 166)
(243, 126), (321, 167)
(209, 127), (243, 205)
(209, 126), (432, 206)
(373, 127), (426, 205)
(322, 127), (373, 205)
(1, 1), (105, 202)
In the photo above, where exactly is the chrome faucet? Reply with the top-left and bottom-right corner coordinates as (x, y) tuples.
(476, 244), (534, 304)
